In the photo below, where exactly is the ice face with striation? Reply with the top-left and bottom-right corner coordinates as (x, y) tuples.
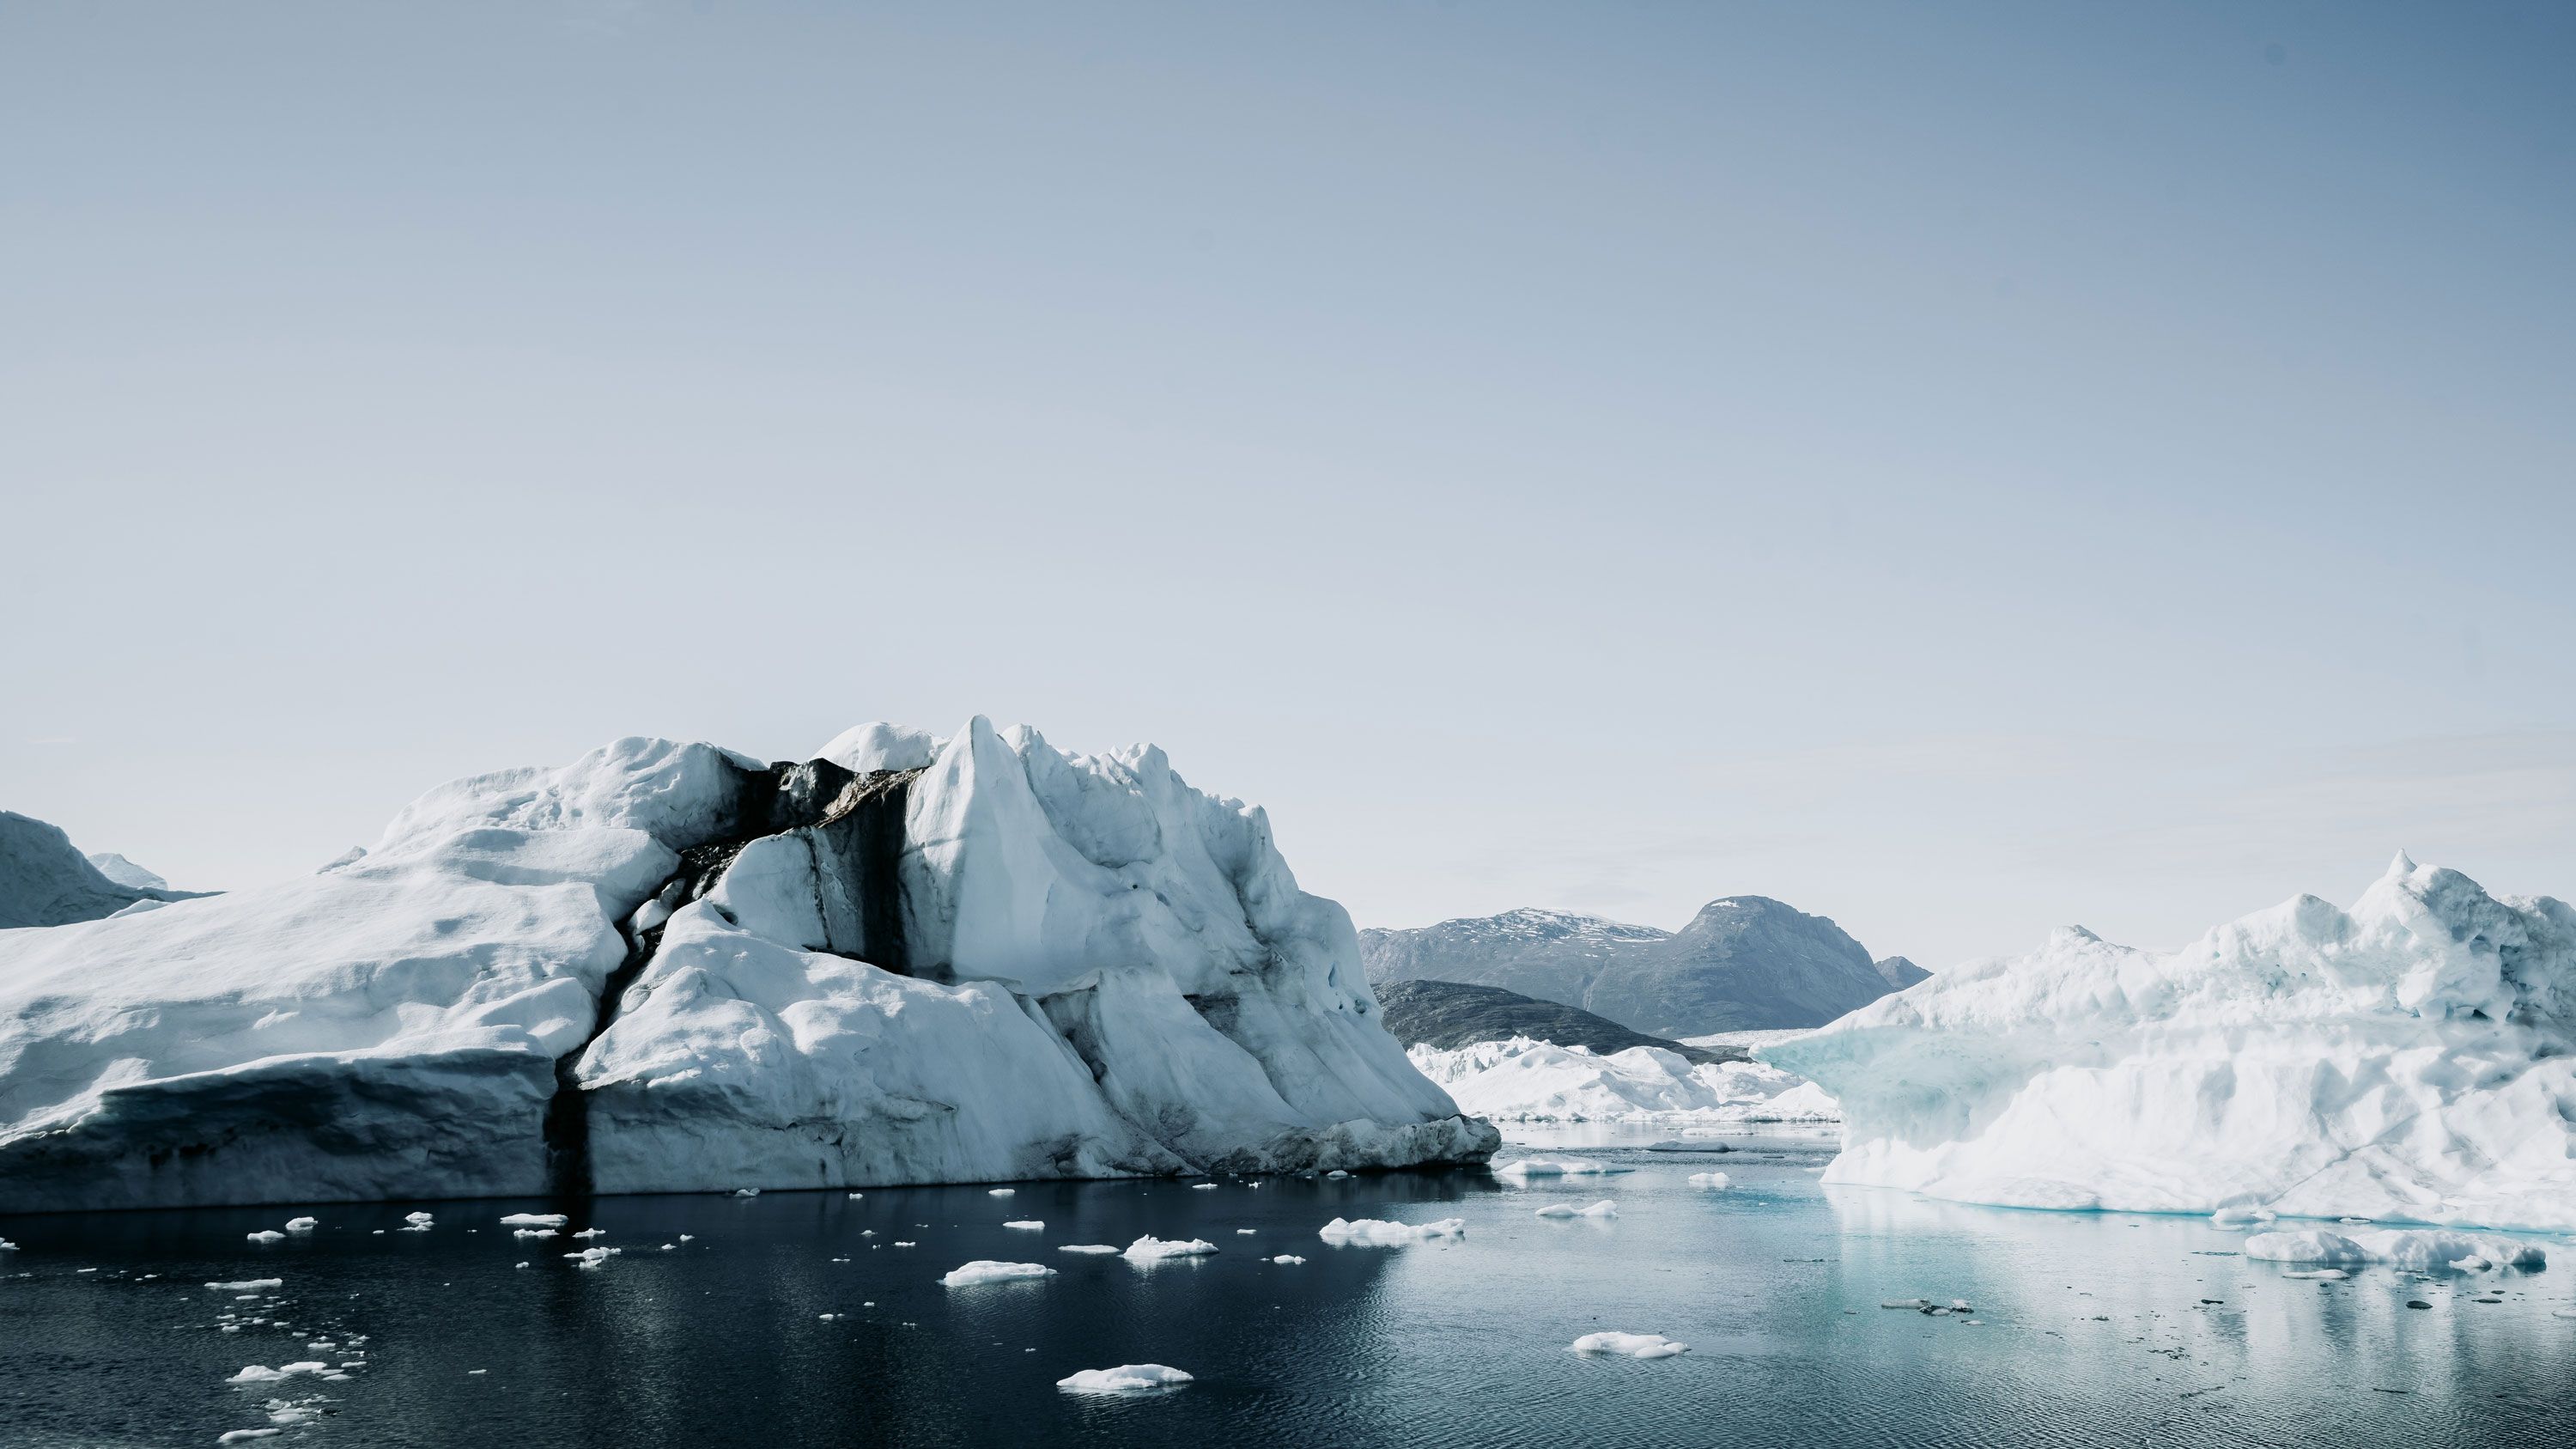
(1769, 855), (2576, 1232)
(1407, 1035), (1840, 1123)
(0, 719), (1494, 1211)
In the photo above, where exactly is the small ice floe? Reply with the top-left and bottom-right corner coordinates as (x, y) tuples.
(216, 1430), (283, 1445)
(732, 1189), (760, 1197)
(1123, 1236), (1219, 1264)
(1002, 1221), (1045, 1231)
(1535, 1200), (1619, 1220)
(817, 1313), (841, 1321)
(1493, 1156), (1629, 1182)
(205, 1280), (283, 1292)
(226, 1363), (328, 1384)
(939, 1260), (1058, 1288)
(1271, 1255), (1307, 1265)
(0, 1239), (16, 1251)
(1571, 1331), (1688, 1359)
(512, 1229), (556, 1239)
(1687, 1172), (1731, 1190)
(987, 1188), (1015, 1197)
(1325, 1170), (1350, 1179)
(563, 1247), (621, 1268)
(306, 1342), (335, 1351)
(660, 1244), (677, 1251)
(514, 1263), (529, 1269)
(499, 1214), (568, 1229)
(1190, 1183), (1218, 1191)
(2281, 1269), (2348, 1281)
(245, 1231), (286, 1244)
(1878, 1297), (1972, 1316)
(2210, 1203), (2278, 1228)
(398, 1213), (434, 1233)
(571, 1228), (606, 1239)
(2245, 1229), (2545, 1272)
(1055, 1363), (1193, 1394)
(1318, 1217), (1467, 1247)
(893, 1240), (916, 1248)
(283, 1218), (318, 1233)
(848, 1192), (865, 1200)
(1235, 1229), (1257, 1235)
(1058, 1245), (1121, 1255)
(678, 1234), (696, 1242)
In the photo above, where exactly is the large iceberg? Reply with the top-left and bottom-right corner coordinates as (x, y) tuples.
(0, 720), (1494, 1212)
(1769, 855), (2576, 1232)
(1408, 1035), (1839, 1123)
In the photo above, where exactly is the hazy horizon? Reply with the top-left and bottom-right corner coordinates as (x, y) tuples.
(7, 3), (2573, 969)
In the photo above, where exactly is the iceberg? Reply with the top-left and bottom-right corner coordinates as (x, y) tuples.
(1570, 1331), (1688, 1358)
(1055, 1364), (1192, 1394)
(939, 1260), (1056, 1287)
(1317, 1216), (1466, 1245)
(1770, 855), (2576, 1232)
(0, 721), (1494, 1212)
(2242, 1228), (2545, 1271)
(1409, 1037), (1839, 1123)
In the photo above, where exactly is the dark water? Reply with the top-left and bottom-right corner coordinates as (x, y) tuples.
(6, 1127), (2572, 1448)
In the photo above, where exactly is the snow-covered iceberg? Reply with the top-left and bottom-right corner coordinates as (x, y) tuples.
(1408, 1036), (1839, 1123)
(0, 719), (1494, 1212)
(1770, 855), (2576, 1232)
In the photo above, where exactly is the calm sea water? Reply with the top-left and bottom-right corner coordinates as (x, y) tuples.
(6, 1126), (2571, 1448)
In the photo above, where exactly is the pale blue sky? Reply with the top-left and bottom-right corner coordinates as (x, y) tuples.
(5, 2), (2572, 968)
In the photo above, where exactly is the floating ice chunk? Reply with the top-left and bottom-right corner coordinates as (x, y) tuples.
(1687, 1172), (1731, 1190)
(245, 1231), (285, 1244)
(0, 1239), (15, 1251)
(848, 1192), (864, 1200)
(1058, 1245), (1120, 1255)
(1535, 1200), (1619, 1220)
(404, 1212), (434, 1226)
(1326, 1170), (1350, 1179)
(225, 1363), (326, 1384)
(1493, 1155), (1629, 1181)
(679, 1234), (695, 1242)
(1271, 1254), (1306, 1264)
(987, 1188), (1015, 1197)
(282, 1218), (318, 1233)
(1055, 1364), (1193, 1394)
(499, 1214), (568, 1228)
(512, 1228), (556, 1239)
(1571, 1331), (1688, 1358)
(217, 1431), (283, 1445)
(563, 1247), (621, 1267)
(1318, 1217), (1467, 1246)
(1190, 1183), (1218, 1190)
(570, 1228), (606, 1239)
(1123, 1236), (1219, 1264)
(205, 1280), (283, 1292)
(514, 1262), (529, 1269)
(1235, 1229), (1257, 1235)
(2210, 1204), (2277, 1227)
(940, 1260), (1057, 1287)
(2281, 1269), (2348, 1280)
(2245, 1228), (2546, 1271)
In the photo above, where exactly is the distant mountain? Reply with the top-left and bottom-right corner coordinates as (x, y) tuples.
(2, 812), (186, 928)
(86, 852), (168, 891)
(1362, 898), (1916, 1038)
(1874, 954), (1930, 990)
(1373, 979), (1741, 1064)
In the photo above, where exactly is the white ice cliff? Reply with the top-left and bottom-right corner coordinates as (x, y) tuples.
(0, 720), (1494, 1212)
(1769, 855), (2576, 1232)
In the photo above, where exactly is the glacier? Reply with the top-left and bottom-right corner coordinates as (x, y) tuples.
(1769, 855), (2576, 1232)
(0, 719), (1494, 1213)
(1408, 1035), (1840, 1123)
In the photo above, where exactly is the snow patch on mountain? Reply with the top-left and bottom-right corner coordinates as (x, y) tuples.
(1770, 855), (2576, 1232)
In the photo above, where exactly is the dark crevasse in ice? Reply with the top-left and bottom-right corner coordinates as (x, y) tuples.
(543, 759), (924, 1198)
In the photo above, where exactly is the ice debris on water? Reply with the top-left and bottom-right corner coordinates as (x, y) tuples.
(283, 1218), (317, 1233)
(1571, 1331), (1689, 1358)
(1056, 1364), (1193, 1394)
(499, 1214), (567, 1228)
(1058, 1245), (1120, 1255)
(2245, 1229), (2546, 1271)
(1319, 1217), (1466, 1246)
(1271, 1255), (1306, 1265)
(1493, 1155), (1629, 1182)
(1688, 1172), (1730, 1190)
(1535, 1200), (1619, 1219)
(940, 1260), (1057, 1287)
(1123, 1236), (1218, 1264)
(245, 1231), (285, 1244)
(205, 1280), (283, 1292)
(1002, 1221), (1044, 1231)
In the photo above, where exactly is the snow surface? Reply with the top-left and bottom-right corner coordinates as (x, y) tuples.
(1409, 1037), (1839, 1123)
(1570, 1331), (1688, 1358)
(1771, 855), (2576, 1231)
(1055, 1364), (1192, 1393)
(0, 720), (1493, 1211)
